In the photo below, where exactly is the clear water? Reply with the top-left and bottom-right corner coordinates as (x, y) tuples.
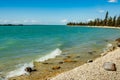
(0, 25), (120, 79)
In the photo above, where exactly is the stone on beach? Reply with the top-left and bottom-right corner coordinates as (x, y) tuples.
(63, 59), (76, 63)
(52, 66), (61, 70)
(87, 59), (93, 63)
(103, 62), (116, 71)
(115, 38), (120, 42)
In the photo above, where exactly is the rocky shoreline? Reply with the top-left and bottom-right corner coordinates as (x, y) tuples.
(8, 38), (120, 80)
(50, 38), (120, 80)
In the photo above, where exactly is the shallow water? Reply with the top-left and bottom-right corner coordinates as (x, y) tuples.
(0, 25), (120, 78)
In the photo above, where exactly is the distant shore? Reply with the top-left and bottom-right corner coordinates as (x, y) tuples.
(68, 25), (120, 29)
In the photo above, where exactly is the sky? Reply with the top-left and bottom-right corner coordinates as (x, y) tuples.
(0, 0), (120, 25)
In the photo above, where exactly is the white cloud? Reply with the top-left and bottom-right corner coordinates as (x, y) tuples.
(98, 10), (105, 13)
(87, 18), (94, 21)
(61, 19), (68, 23)
(23, 19), (40, 24)
(108, 0), (117, 3)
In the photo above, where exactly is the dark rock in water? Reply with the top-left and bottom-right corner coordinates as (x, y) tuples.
(66, 56), (71, 58)
(59, 61), (64, 64)
(88, 52), (93, 55)
(103, 62), (116, 71)
(75, 56), (80, 58)
(64, 59), (77, 63)
(52, 66), (61, 70)
(25, 67), (37, 73)
(115, 38), (120, 42)
(87, 59), (93, 63)
(88, 51), (96, 55)
(42, 62), (49, 64)
(104, 40), (109, 42)
(25, 67), (33, 73)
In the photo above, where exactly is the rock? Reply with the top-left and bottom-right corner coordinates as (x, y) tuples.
(42, 62), (49, 64)
(52, 66), (61, 70)
(117, 43), (120, 47)
(66, 56), (71, 58)
(88, 51), (96, 55)
(103, 62), (116, 71)
(25, 67), (37, 73)
(59, 61), (64, 64)
(87, 59), (93, 63)
(115, 38), (120, 42)
(64, 59), (77, 63)
(75, 56), (80, 58)
(25, 67), (33, 73)
(100, 52), (107, 56)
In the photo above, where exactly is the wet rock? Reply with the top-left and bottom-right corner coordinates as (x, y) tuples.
(25, 67), (37, 73)
(87, 59), (93, 63)
(42, 62), (49, 64)
(52, 66), (61, 70)
(88, 52), (93, 55)
(66, 56), (71, 58)
(88, 51), (96, 55)
(25, 67), (33, 73)
(59, 61), (64, 64)
(75, 56), (80, 58)
(64, 59), (77, 63)
(103, 62), (116, 71)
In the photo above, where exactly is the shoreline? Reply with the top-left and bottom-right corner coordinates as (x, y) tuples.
(8, 41), (118, 80)
(51, 47), (120, 80)
(68, 25), (120, 29)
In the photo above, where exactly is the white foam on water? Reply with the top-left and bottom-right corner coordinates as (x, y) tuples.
(103, 43), (113, 52)
(6, 62), (33, 79)
(5, 48), (62, 79)
(36, 48), (62, 62)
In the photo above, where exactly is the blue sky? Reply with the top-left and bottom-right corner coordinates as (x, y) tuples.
(0, 0), (120, 25)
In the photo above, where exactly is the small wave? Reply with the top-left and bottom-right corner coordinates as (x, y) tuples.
(6, 62), (33, 79)
(103, 43), (113, 52)
(5, 48), (62, 79)
(36, 48), (62, 62)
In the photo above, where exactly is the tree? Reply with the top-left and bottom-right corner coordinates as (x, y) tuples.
(116, 15), (120, 27)
(104, 11), (109, 26)
(107, 17), (113, 26)
(112, 16), (116, 26)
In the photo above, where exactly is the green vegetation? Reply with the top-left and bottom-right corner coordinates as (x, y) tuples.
(67, 11), (120, 27)
(0, 24), (23, 26)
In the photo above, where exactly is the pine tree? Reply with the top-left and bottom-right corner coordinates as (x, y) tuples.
(116, 15), (120, 27)
(112, 16), (116, 26)
(104, 11), (109, 26)
(108, 17), (113, 26)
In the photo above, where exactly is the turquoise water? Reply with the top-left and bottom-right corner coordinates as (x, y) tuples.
(0, 25), (120, 79)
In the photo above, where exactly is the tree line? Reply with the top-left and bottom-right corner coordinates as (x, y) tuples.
(67, 11), (120, 27)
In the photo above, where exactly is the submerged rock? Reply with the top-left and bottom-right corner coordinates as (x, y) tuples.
(59, 61), (64, 64)
(103, 62), (116, 71)
(52, 66), (61, 70)
(75, 56), (80, 58)
(64, 59), (77, 63)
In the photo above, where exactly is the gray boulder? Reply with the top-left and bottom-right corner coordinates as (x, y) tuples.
(103, 62), (116, 71)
